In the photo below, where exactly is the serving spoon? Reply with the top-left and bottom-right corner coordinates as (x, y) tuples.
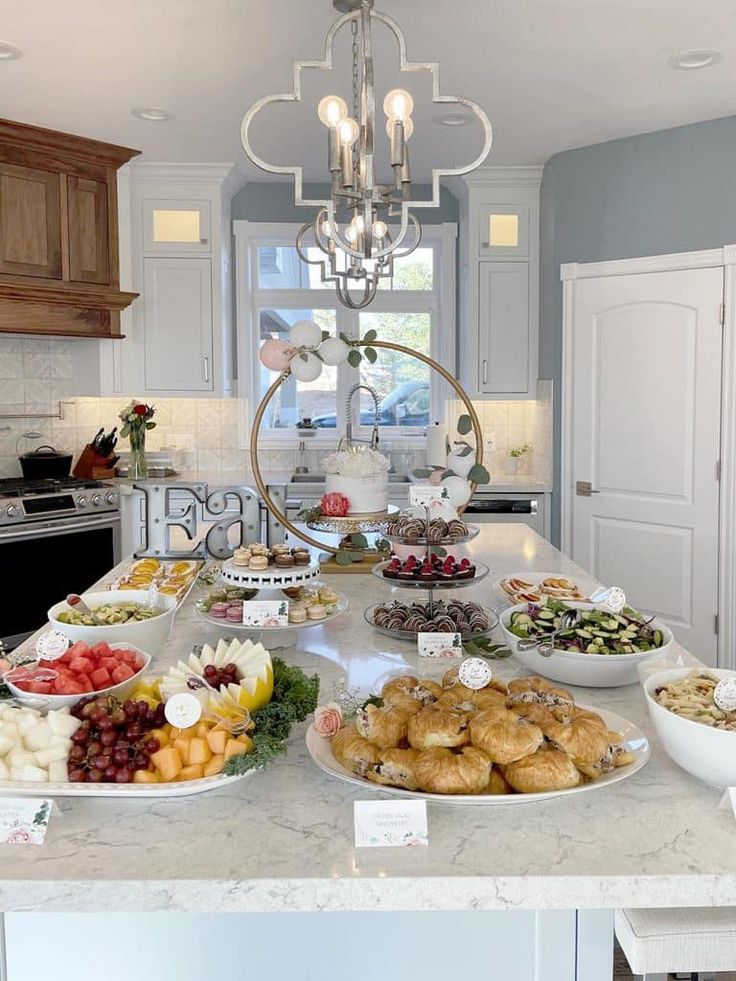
(65, 593), (103, 625)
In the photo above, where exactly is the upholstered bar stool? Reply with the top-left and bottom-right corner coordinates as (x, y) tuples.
(615, 908), (736, 980)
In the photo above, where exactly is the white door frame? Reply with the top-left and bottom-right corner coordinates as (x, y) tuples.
(560, 246), (736, 669)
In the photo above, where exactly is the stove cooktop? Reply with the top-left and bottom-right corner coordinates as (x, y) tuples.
(0, 477), (109, 499)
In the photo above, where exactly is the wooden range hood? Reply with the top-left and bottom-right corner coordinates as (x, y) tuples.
(0, 117), (140, 338)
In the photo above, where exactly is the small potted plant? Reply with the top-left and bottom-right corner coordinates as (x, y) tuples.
(505, 443), (532, 475)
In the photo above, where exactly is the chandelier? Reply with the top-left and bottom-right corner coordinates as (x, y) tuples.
(241, 0), (492, 309)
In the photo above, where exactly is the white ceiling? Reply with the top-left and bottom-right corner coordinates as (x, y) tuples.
(2, 0), (736, 182)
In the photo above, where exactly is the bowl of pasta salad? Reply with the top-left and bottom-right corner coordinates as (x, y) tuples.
(643, 667), (736, 787)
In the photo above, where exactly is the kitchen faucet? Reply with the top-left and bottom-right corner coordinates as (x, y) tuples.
(342, 383), (380, 451)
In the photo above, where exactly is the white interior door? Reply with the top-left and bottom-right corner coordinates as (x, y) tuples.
(568, 266), (723, 664)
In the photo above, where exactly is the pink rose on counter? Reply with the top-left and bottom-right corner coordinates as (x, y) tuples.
(314, 702), (343, 737)
(320, 492), (350, 517)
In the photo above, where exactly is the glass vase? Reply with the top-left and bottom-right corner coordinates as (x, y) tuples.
(128, 426), (148, 479)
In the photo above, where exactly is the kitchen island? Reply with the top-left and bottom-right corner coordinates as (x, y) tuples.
(1, 525), (733, 979)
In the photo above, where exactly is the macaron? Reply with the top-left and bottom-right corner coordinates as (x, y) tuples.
(249, 556), (269, 571)
(275, 554), (295, 568)
(288, 606), (307, 623)
(209, 602), (228, 618)
(226, 606), (243, 623)
(306, 604), (327, 621)
(293, 550), (311, 566)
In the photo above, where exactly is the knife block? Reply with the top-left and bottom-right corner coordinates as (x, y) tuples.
(73, 444), (117, 479)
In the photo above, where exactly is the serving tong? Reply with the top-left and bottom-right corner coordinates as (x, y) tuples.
(517, 609), (582, 657)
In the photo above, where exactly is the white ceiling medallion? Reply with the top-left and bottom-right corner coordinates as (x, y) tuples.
(131, 107), (174, 122)
(241, 0), (492, 309)
(0, 41), (23, 61)
(668, 48), (723, 71)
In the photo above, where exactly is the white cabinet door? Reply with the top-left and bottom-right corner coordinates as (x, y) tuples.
(478, 261), (529, 394)
(143, 257), (214, 392)
(568, 266), (723, 663)
(142, 199), (211, 253)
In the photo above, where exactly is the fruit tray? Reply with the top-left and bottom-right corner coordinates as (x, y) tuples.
(221, 557), (321, 589)
(371, 559), (490, 591)
(0, 770), (255, 798)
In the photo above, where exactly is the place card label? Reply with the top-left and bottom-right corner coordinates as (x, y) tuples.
(409, 485), (450, 509)
(354, 799), (428, 848)
(0, 797), (53, 845)
(36, 630), (70, 661)
(715, 678), (736, 711)
(418, 632), (462, 659)
(458, 657), (493, 690)
(241, 600), (288, 627)
(164, 692), (203, 729)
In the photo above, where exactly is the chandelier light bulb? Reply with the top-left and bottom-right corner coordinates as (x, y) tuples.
(320, 218), (333, 239)
(372, 220), (388, 240)
(338, 117), (360, 146)
(345, 225), (357, 245)
(318, 95), (348, 127)
(383, 88), (413, 120)
(385, 115), (413, 140)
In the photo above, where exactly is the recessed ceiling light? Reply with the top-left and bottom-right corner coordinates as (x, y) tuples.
(668, 48), (722, 71)
(434, 110), (473, 127)
(131, 107), (174, 122)
(0, 41), (23, 61)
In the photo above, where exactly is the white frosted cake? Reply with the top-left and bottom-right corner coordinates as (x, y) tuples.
(323, 447), (390, 515)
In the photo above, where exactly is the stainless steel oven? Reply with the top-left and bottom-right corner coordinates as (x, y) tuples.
(464, 494), (546, 536)
(0, 479), (121, 651)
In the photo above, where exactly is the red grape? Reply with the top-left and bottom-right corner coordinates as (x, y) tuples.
(87, 769), (103, 783)
(100, 731), (116, 747)
(68, 768), (86, 782)
(115, 768), (131, 783)
(103, 766), (117, 782)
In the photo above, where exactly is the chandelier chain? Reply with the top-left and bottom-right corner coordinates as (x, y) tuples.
(351, 17), (360, 176)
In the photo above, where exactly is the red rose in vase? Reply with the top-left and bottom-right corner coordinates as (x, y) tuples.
(134, 404), (148, 416)
(320, 492), (350, 517)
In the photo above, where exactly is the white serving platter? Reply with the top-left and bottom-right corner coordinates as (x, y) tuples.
(0, 769), (256, 798)
(306, 705), (649, 805)
(221, 557), (321, 589)
(494, 571), (596, 605)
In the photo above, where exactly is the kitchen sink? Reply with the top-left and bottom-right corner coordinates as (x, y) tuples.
(289, 473), (410, 484)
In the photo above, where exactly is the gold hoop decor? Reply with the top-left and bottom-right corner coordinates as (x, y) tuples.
(250, 340), (485, 556)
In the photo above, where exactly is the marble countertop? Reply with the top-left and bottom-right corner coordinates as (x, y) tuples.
(2, 525), (731, 913)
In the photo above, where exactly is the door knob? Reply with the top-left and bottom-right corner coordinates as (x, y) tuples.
(575, 481), (600, 497)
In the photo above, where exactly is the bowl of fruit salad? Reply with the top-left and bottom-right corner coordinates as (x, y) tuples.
(48, 590), (177, 654)
(500, 598), (672, 687)
(3, 642), (151, 708)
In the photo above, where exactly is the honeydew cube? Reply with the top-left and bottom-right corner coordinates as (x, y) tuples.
(35, 743), (70, 766)
(9, 767), (25, 781)
(0, 736), (14, 756)
(23, 721), (53, 752)
(19, 764), (48, 783)
(48, 760), (68, 783)
(47, 711), (80, 739)
(0, 759), (9, 780)
(9, 749), (36, 768)
(17, 715), (40, 737)
(0, 722), (18, 740)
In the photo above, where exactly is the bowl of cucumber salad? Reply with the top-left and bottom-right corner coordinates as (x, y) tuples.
(500, 598), (673, 687)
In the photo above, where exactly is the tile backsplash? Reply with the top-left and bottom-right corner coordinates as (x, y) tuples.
(0, 334), (552, 485)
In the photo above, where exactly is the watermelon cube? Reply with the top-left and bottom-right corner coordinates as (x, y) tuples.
(27, 681), (52, 695)
(57, 680), (84, 695)
(67, 642), (91, 658)
(90, 667), (111, 689)
(111, 664), (135, 684)
(68, 656), (92, 675)
(100, 657), (119, 673)
(77, 677), (94, 693)
(91, 642), (112, 658)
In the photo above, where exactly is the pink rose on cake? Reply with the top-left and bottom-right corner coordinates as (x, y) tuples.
(320, 492), (351, 517)
(322, 447), (391, 516)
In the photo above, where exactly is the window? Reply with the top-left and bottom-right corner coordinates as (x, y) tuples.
(236, 221), (456, 445)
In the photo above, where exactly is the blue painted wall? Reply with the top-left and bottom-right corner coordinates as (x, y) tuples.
(540, 114), (736, 544)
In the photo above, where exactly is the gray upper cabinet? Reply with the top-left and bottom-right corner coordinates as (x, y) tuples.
(451, 167), (541, 399)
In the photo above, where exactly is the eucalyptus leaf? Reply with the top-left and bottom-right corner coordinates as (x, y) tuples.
(350, 551), (365, 563)
(339, 331), (351, 343)
(321, 330), (330, 341)
(300, 352), (309, 362)
(347, 349), (362, 368)
(412, 468), (432, 478)
(455, 444), (473, 457)
(432, 545), (447, 558)
(441, 469), (456, 480)
(145, 422), (156, 430)
(350, 533), (368, 548)
(364, 346), (377, 363)
(468, 463), (491, 485)
(335, 551), (354, 566)
(363, 328), (377, 342)
(457, 414), (473, 435)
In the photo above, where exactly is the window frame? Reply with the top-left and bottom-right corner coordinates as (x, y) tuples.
(234, 219), (457, 448)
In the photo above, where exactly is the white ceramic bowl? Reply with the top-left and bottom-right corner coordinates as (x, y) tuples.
(48, 590), (177, 655)
(500, 601), (673, 687)
(643, 667), (736, 787)
(4, 644), (152, 709)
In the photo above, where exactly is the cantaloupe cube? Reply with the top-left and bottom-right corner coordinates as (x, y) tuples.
(203, 754), (225, 777)
(224, 738), (250, 761)
(196, 722), (211, 740)
(236, 734), (254, 752)
(170, 725), (198, 740)
(205, 728), (228, 755)
(187, 738), (212, 766)
(172, 738), (192, 764)
(177, 764), (204, 781)
(149, 727), (170, 748)
(150, 746), (183, 782)
(133, 769), (161, 784)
